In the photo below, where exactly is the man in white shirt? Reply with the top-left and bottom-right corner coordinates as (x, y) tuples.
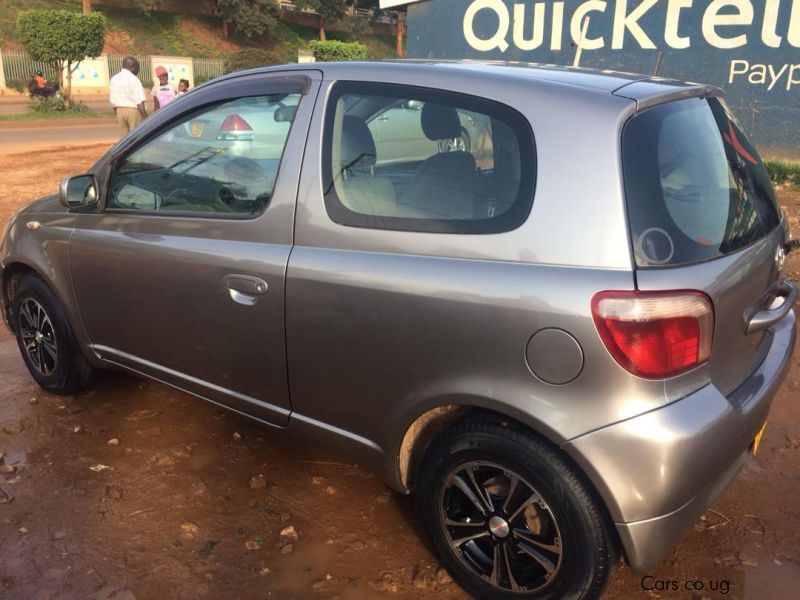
(109, 56), (148, 139)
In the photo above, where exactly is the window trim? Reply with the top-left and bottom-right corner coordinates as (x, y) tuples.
(321, 81), (537, 235)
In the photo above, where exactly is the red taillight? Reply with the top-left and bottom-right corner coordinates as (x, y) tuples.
(591, 291), (714, 379)
(218, 114), (254, 141)
(220, 114), (253, 132)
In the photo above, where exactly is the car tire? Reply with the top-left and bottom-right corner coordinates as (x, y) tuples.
(12, 274), (94, 395)
(417, 416), (618, 600)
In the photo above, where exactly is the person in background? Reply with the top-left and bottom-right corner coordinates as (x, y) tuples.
(177, 79), (190, 96)
(152, 66), (177, 111)
(34, 71), (46, 89)
(109, 56), (147, 139)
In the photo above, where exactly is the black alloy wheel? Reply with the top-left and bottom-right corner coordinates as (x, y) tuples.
(418, 417), (618, 600)
(18, 296), (58, 376)
(441, 461), (563, 592)
(13, 274), (94, 395)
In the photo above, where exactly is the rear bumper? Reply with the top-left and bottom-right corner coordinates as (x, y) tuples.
(564, 309), (796, 572)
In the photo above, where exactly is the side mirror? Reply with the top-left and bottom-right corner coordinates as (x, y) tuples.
(274, 105), (297, 123)
(59, 174), (98, 209)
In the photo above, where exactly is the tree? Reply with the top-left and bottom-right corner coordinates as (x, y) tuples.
(215, 0), (280, 39)
(293, 0), (347, 41)
(394, 8), (406, 58)
(353, 0), (406, 57)
(82, 0), (92, 14)
(16, 10), (106, 104)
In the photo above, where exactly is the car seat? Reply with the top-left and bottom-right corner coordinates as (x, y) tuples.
(398, 103), (480, 220)
(336, 115), (399, 218)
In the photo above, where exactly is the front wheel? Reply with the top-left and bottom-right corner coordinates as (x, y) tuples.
(13, 275), (94, 395)
(417, 417), (618, 600)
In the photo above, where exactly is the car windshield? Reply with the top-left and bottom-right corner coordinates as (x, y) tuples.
(622, 97), (780, 268)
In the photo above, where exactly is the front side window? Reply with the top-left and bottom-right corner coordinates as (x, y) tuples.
(108, 94), (301, 216)
(322, 82), (536, 234)
(623, 97), (780, 267)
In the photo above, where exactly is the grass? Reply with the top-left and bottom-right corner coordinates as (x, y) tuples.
(0, 0), (74, 47)
(250, 20), (396, 63)
(0, 110), (114, 122)
(765, 160), (800, 188)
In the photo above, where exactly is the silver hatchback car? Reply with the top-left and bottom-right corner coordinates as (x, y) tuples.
(1, 62), (797, 600)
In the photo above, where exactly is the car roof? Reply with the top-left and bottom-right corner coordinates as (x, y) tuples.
(212, 60), (722, 110)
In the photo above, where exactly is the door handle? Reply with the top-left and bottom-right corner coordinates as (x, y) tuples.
(223, 274), (268, 306)
(743, 278), (798, 334)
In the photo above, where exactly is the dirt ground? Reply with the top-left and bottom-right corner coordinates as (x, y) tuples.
(0, 145), (799, 600)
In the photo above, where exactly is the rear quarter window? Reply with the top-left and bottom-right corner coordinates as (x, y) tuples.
(622, 97), (780, 268)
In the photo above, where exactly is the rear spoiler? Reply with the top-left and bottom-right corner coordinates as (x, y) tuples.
(613, 80), (723, 113)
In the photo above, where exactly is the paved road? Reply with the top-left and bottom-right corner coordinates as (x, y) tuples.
(0, 120), (118, 155)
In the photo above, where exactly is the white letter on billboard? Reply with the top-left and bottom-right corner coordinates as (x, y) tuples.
(612, 0), (658, 49)
(514, 3), (546, 50)
(703, 0), (754, 49)
(665, 0), (693, 49)
(749, 63), (767, 84)
(761, 0), (782, 47)
(464, 0), (510, 52)
(551, 1), (565, 50)
(767, 64), (787, 89)
(787, 64), (800, 90)
(729, 59), (749, 83)
(571, 1), (608, 49)
(788, 0), (800, 47)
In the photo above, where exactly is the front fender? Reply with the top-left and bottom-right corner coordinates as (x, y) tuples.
(0, 206), (98, 366)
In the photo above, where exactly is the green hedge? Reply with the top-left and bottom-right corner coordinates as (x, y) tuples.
(308, 40), (367, 62)
(225, 47), (285, 74)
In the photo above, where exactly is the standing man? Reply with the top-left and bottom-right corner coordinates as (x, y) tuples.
(151, 65), (176, 111)
(109, 56), (147, 139)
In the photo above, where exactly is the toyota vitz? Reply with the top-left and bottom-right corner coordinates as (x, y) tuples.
(1, 62), (797, 600)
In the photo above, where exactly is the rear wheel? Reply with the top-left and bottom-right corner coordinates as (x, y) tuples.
(13, 275), (94, 395)
(417, 417), (618, 600)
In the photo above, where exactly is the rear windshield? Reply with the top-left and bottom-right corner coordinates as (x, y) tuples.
(622, 97), (780, 268)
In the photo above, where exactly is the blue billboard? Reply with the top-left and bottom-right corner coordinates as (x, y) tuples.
(404, 0), (800, 154)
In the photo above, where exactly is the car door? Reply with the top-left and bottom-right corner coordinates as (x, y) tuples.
(69, 72), (320, 426)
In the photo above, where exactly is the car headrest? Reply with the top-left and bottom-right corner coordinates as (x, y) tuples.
(421, 103), (462, 141)
(341, 115), (376, 170)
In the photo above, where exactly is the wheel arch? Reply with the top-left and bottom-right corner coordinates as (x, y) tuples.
(394, 397), (564, 493)
(2, 261), (41, 333)
(2, 259), (98, 366)
(394, 398), (625, 564)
